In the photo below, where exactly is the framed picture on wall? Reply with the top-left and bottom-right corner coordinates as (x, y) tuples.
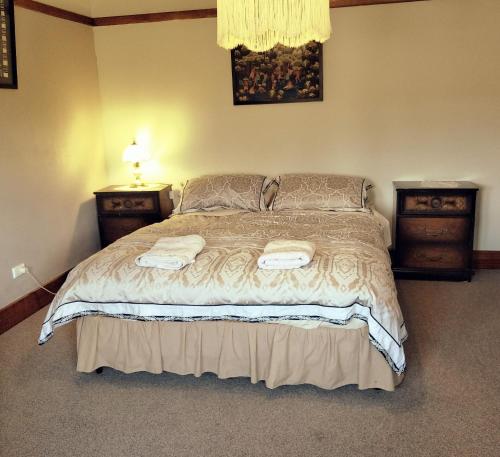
(231, 41), (323, 105)
(0, 0), (17, 89)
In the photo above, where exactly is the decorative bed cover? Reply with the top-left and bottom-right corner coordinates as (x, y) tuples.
(39, 210), (407, 374)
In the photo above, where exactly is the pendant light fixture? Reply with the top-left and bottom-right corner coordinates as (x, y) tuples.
(217, 0), (332, 52)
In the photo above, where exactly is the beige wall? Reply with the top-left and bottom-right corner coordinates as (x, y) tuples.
(0, 8), (106, 309)
(1, 0), (499, 309)
(94, 0), (500, 250)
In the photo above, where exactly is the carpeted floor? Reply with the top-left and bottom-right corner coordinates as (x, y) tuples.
(1, 272), (499, 457)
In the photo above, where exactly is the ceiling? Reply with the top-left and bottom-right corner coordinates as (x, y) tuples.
(40, 1), (218, 17)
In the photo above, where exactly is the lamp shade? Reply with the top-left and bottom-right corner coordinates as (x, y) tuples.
(217, 0), (332, 52)
(122, 141), (151, 163)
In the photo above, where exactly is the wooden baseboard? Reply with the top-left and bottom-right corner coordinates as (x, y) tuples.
(473, 251), (500, 270)
(0, 272), (68, 335)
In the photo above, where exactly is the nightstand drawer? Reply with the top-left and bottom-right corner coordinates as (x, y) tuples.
(402, 194), (471, 213)
(399, 217), (470, 243)
(99, 195), (157, 214)
(400, 245), (467, 270)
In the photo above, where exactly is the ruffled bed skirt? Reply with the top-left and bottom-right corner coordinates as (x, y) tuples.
(76, 317), (404, 391)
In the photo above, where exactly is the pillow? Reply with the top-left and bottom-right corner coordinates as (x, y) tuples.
(272, 173), (368, 211)
(179, 174), (267, 213)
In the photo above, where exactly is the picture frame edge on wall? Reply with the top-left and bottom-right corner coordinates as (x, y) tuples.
(230, 41), (323, 106)
(0, 0), (18, 90)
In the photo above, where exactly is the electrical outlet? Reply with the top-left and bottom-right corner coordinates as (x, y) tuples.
(11, 263), (27, 279)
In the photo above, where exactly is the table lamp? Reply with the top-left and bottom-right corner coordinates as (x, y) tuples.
(122, 141), (151, 188)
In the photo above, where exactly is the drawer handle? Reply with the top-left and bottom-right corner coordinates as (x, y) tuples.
(424, 227), (449, 237)
(431, 197), (442, 209)
(111, 200), (122, 209)
(124, 199), (133, 209)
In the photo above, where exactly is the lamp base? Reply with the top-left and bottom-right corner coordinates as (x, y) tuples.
(128, 182), (147, 189)
(129, 162), (147, 188)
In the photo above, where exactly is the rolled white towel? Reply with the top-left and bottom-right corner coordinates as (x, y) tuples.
(135, 235), (206, 270)
(258, 239), (316, 270)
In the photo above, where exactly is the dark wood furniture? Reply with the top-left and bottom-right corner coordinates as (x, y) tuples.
(94, 184), (174, 248)
(393, 181), (478, 281)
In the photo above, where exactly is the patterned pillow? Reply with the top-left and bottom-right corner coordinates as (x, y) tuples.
(272, 174), (367, 211)
(179, 174), (267, 213)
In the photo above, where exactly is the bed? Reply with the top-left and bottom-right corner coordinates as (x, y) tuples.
(40, 174), (407, 391)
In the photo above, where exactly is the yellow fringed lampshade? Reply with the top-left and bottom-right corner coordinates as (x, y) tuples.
(217, 0), (332, 52)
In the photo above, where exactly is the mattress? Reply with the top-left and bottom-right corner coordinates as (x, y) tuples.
(40, 209), (407, 373)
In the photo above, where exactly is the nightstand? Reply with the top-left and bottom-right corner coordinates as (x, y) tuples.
(393, 181), (478, 281)
(94, 184), (174, 248)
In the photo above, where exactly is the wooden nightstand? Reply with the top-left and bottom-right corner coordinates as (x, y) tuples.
(393, 181), (478, 281)
(94, 184), (174, 248)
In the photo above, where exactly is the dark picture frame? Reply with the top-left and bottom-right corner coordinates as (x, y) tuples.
(0, 0), (18, 89)
(231, 41), (323, 106)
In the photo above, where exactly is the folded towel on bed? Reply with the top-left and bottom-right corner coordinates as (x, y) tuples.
(258, 240), (316, 270)
(135, 235), (206, 270)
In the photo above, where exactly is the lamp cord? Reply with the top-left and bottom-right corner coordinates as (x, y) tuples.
(26, 268), (57, 295)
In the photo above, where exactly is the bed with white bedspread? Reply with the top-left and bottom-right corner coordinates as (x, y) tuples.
(40, 173), (408, 390)
(40, 208), (407, 376)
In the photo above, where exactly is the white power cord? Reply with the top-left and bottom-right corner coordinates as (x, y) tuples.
(25, 268), (57, 295)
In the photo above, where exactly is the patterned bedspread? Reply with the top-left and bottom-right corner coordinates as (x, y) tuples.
(39, 210), (407, 373)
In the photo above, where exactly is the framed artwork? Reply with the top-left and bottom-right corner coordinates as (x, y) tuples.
(231, 41), (323, 105)
(0, 0), (17, 89)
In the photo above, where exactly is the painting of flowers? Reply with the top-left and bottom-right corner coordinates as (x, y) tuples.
(231, 41), (323, 105)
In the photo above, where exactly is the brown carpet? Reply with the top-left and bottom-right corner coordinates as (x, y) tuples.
(1, 271), (499, 457)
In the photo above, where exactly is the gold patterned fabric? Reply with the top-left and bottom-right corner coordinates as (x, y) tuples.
(40, 210), (407, 373)
(179, 174), (267, 213)
(273, 174), (367, 211)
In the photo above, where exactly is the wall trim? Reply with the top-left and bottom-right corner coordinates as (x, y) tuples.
(0, 272), (68, 335)
(14, 0), (94, 26)
(330, 0), (425, 7)
(93, 9), (217, 27)
(15, 0), (428, 27)
(473, 251), (500, 270)
(93, 1), (427, 26)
